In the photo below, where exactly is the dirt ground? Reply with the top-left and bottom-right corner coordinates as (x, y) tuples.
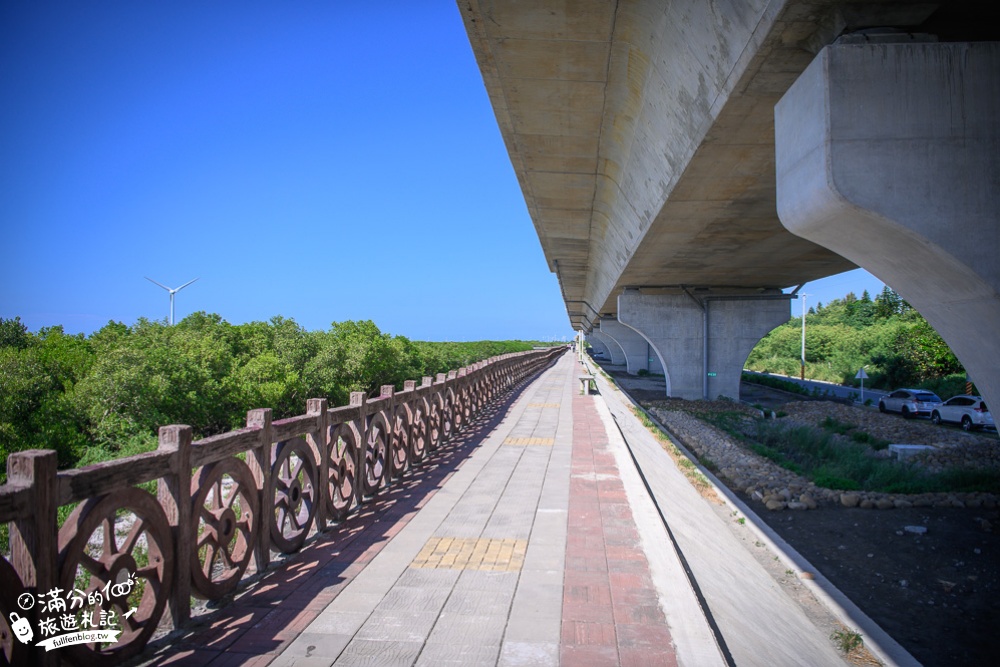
(621, 375), (1000, 666)
(751, 503), (1000, 666)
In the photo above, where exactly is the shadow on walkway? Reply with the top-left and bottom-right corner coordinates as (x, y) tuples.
(136, 364), (556, 666)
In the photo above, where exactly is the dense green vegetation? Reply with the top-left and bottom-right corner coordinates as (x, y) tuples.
(0, 313), (552, 479)
(746, 287), (970, 397)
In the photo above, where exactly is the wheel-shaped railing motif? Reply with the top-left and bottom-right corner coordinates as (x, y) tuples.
(409, 398), (429, 464)
(0, 557), (27, 667)
(190, 457), (259, 599)
(363, 412), (388, 497)
(388, 406), (410, 480)
(441, 389), (456, 440)
(453, 388), (467, 432)
(427, 395), (442, 451)
(464, 385), (476, 420)
(57, 489), (174, 665)
(327, 421), (360, 522)
(268, 437), (318, 554)
(472, 383), (484, 415)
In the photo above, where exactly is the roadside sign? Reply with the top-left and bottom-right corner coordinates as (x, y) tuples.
(707, 372), (717, 377)
(856, 368), (868, 405)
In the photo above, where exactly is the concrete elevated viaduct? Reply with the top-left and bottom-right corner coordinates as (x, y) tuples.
(459, 1), (998, 405)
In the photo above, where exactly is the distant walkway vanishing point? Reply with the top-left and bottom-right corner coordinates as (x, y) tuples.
(141, 352), (915, 667)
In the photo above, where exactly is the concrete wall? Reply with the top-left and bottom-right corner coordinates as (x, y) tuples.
(776, 42), (1000, 413)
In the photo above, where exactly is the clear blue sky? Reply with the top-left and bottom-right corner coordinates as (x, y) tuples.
(1, 2), (882, 341)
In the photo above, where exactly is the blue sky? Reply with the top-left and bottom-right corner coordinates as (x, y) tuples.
(1, 2), (882, 342)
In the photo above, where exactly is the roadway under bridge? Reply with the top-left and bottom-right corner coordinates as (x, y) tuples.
(458, 1), (999, 408)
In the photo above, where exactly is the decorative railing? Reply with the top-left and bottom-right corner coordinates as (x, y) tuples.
(0, 347), (565, 665)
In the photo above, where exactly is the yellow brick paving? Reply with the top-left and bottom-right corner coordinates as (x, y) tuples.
(411, 537), (528, 571)
(502, 436), (555, 446)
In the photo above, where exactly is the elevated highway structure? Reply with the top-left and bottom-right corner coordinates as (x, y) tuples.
(460, 1), (999, 405)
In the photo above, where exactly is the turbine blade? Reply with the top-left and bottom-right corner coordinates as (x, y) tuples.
(175, 277), (199, 292)
(145, 277), (171, 291)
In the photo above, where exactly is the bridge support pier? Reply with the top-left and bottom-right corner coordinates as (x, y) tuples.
(599, 318), (663, 376)
(776, 42), (1000, 414)
(618, 290), (790, 400)
(590, 330), (626, 366)
(585, 334), (610, 360)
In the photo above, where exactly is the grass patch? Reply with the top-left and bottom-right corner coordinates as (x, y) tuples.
(819, 416), (855, 435)
(831, 628), (864, 655)
(819, 416), (891, 450)
(690, 409), (1000, 494)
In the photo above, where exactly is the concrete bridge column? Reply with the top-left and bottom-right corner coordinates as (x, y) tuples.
(776, 42), (1000, 414)
(618, 291), (790, 400)
(590, 330), (626, 367)
(584, 334), (609, 360)
(599, 318), (660, 376)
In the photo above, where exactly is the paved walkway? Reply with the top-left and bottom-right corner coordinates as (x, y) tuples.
(142, 351), (890, 667)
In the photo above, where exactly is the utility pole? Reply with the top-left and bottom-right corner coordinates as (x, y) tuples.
(800, 293), (809, 381)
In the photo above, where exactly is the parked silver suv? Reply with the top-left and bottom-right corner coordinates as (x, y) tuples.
(931, 395), (995, 431)
(878, 389), (942, 418)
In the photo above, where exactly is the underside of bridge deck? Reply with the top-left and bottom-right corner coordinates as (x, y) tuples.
(459, 0), (996, 330)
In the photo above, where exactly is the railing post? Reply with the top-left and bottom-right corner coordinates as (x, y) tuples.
(307, 398), (329, 532)
(7, 450), (58, 643)
(350, 392), (366, 507)
(378, 386), (398, 486)
(157, 425), (193, 628)
(8, 450), (57, 666)
(246, 408), (273, 572)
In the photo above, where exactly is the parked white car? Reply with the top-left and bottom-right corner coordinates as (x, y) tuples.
(878, 389), (942, 418)
(930, 395), (995, 431)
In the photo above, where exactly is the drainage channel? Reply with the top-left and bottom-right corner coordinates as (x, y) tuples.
(600, 391), (738, 667)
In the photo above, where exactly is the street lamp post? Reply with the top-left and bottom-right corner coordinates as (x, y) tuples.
(800, 293), (809, 381)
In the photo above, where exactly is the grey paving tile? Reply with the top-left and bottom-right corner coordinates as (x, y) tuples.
(414, 643), (499, 667)
(333, 639), (422, 667)
(306, 610), (371, 635)
(521, 543), (565, 571)
(454, 569), (519, 594)
(355, 611), (438, 643)
(498, 641), (559, 667)
(442, 587), (514, 616)
(281, 632), (354, 659)
(425, 612), (508, 647)
(324, 590), (387, 614)
(375, 585), (452, 613)
(502, 614), (561, 643)
(394, 567), (461, 589)
(271, 655), (338, 667)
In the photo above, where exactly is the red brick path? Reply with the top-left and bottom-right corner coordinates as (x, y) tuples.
(562, 389), (678, 667)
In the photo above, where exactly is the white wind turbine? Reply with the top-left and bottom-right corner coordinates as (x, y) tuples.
(145, 277), (199, 325)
